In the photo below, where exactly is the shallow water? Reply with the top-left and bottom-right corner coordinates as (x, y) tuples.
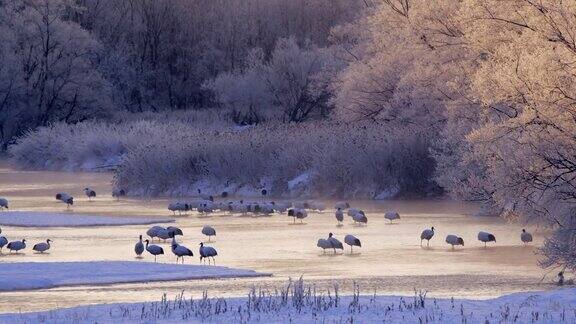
(0, 163), (554, 313)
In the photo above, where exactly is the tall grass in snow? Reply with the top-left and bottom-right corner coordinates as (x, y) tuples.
(21, 278), (576, 323)
(115, 121), (437, 198)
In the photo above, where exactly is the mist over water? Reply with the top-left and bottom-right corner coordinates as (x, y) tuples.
(0, 163), (553, 313)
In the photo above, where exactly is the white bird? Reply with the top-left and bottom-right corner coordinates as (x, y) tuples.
(197, 201), (215, 213)
(7, 239), (26, 253)
(32, 239), (52, 253)
(135, 235), (144, 257)
(477, 231), (496, 247)
(199, 242), (218, 265)
(335, 208), (344, 225)
(156, 228), (172, 241)
(187, 199), (203, 210)
(259, 203), (275, 215)
(334, 201), (350, 210)
(146, 226), (165, 240)
(168, 202), (190, 215)
(171, 238), (193, 264)
(84, 188), (96, 201)
(167, 226), (184, 237)
(347, 208), (361, 217)
(145, 239), (164, 262)
(445, 235), (464, 249)
(344, 234), (361, 253)
(112, 188), (126, 200)
(229, 201), (248, 214)
(327, 233), (343, 253)
(202, 225), (216, 242)
(420, 227), (435, 246)
(307, 201), (326, 212)
(272, 201), (291, 213)
(0, 228), (8, 252)
(288, 208), (308, 223)
(521, 229), (533, 245)
(0, 197), (8, 210)
(55, 192), (74, 209)
(316, 238), (332, 253)
(351, 211), (367, 225)
(385, 211), (400, 223)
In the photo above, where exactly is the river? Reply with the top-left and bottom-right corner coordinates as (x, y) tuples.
(0, 163), (553, 313)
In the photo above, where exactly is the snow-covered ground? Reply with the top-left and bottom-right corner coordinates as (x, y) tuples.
(0, 278), (574, 323)
(0, 261), (270, 291)
(0, 211), (174, 227)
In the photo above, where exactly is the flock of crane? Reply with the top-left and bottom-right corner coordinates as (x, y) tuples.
(156, 196), (535, 255)
(136, 225), (218, 264)
(0, 191), (220, 264)
(0, 187), (535, 264)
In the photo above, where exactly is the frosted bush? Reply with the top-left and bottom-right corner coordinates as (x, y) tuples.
(10, 120), (438, 199)
(113, 121), (437, 198)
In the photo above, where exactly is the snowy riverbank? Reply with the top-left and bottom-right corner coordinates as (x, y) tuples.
(0, 211), (174, 227)
(0, 261), (270, 292)
(0, 278), (573, 323)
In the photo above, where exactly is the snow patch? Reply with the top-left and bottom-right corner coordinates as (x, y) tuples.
(0, 261), (271, 292)
(0, 211), (174, 227)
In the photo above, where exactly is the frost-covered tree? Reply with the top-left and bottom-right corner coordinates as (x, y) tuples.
(74, 0), (364, 113)
(333, 0), (576, 270)
(459, 0), (576, 271)
(206, 38), (341, 123)
(0, 0), (112, 148)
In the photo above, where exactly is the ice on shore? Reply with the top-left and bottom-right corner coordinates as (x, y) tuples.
(0, 261), (271, 292)
(0, 211), (174, 227)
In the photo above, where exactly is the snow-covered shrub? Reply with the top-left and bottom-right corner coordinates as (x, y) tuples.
(10, 118), (439, 198)
(0, 0), (113, 149)
(205, 37), (341, 123)
(113, 121), (437, 198)
(9, 121), (194, 171)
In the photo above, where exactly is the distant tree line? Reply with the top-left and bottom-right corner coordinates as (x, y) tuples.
(0, 0), (364, 147)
